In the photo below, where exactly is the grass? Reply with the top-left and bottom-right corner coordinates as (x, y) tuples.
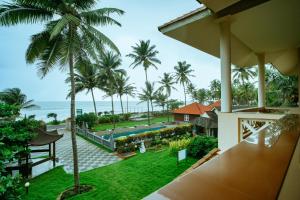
(23, 149), (196, 200)
(92, 115), (174, 132)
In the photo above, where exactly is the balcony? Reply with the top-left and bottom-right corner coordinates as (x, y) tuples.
(145, 113), (300, 200)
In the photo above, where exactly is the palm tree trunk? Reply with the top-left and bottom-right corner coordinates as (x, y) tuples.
(120, 95), (124, 114)
(151, 100), (154, 113)
(147, 99), (150, 126)
(183, 82), (187, 105)
(111, 95), (116, 130)
(126, 95), (129, 114)
(69, 50), (80, 193)
(91, 88), (97, 115)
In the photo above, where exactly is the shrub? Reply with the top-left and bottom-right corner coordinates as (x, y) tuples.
(140, 114), (148, 118)
(76, 113), (98, 129)
(187, 136), (218, 158)
(98, 115), (121, 124)
(116, 143), (136, 154)
(122, 113), (131, 121)
(115, 124), (192, 152)
(169, 138), (191, 156)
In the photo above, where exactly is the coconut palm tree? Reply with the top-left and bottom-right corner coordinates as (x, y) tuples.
(97, 51), (125, 129)
(66, 60), (99, 115)
(124, 85), (136, 114)
(127, 40), (161, 82)
(138, 81), (156, 125)
(115, 73), (135, 114)
(154, 91), (168, 112)
(158, 73), (176, 122)
(209, 79), (221, 101)
(0, 0), (124, 193)
(195, 88), (208, 104)
(174, 61), (195, 105)
(0, 88), (37, 114)
(232, 66), (257, 84)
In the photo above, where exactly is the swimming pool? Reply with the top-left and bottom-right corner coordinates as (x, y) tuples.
(102, 126), (166, 140)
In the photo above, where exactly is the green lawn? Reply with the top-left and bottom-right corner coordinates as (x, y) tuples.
(93, 115), (174, 131)
(23, 149), (196, 200)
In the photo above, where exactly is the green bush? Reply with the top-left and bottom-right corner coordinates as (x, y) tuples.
(169, 138), (191, 156)
(115, 124), (192, 152)
(122, 113), (131, 121)
(116, 143), (136, 154)
(76, 113), (98, 129)
(187, 136), (218, 158)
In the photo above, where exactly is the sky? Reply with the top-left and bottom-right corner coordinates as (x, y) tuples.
(0, 0), (220, 102)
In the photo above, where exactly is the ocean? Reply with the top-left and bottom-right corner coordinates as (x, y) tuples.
(21, 101), (160, 122)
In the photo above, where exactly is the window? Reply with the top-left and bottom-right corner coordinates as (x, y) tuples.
(184, 114), (189, 122)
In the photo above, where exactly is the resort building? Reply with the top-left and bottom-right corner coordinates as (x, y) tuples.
(145, 0), (300, 199)
(172, 101), (220, 136)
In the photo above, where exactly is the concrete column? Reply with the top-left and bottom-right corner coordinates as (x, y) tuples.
(220, 20), (232, 113)
(257, 54), (265, 108)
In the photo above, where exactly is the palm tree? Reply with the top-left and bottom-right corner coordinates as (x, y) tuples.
(124, 85), (136, 114)
(158, 73), (176, 122)
(0, 1), (124, 193)
(0, 88), (37, 114)
(138, 81), (156, 125)
(127, 40), (161, 82)
(174, 61), (195, 105)
(195, 89), (208, 104)
(209, 79), (221, 101)
(232, 66), (257, 84)
(97, 51), (125, 129)
(154, 91), (168, 112)
(187, 83), (197, 102)
(115, 73), (135, 114)
(66, 60), (99, 115)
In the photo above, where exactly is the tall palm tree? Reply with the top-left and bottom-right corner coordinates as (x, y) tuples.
(174, 61), (195, 105)
(124, 85), (136, 114)
(97, 51), (125, 129)
(154, 91), (168, 112)
(158, 73), (176, 122)
(138, 81), (156, 125)
(127, 40), (161, 82)
(232, 66), (257, 84)
(0, 88), (37, 114)
(0, 0), (124, 193)
(187, 83), (197, 102)
(115, 73), (134, 114)
(66, 60), (99, 115)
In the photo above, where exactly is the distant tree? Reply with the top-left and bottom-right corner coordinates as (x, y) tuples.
(127, 40), (161, 82)
(115, 73), (135, 114)
(208, 79), (221, 102)
(47, 112), (57, 121)
(124, 84), (136, 114)
(154, 91), (168, 112)
(138, 81), (156, 125)
(232, 66), (257, 84)
(187, 83), (197, 102)
(66, 60), (99, 115)
(174, 61), (195, 105)
(97, 51), (125, 130)
(194, 89), (208, 104)
(168, 99), (184, 111)
(0, 88), (37, 114)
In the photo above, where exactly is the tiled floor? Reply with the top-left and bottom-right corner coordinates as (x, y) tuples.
(31, 129), (121, 175)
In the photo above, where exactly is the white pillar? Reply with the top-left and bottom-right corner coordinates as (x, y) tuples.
(220, 20), (232, 113)
(257, 54), (265, 108)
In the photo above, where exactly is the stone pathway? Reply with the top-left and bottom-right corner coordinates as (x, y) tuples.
(31, 129), (121, 175)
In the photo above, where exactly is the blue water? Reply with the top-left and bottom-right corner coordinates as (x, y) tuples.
(102, 126), (166, 140)
(21, 101), (161, 122)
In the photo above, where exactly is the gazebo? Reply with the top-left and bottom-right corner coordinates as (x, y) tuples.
(6, 128), (63, 178)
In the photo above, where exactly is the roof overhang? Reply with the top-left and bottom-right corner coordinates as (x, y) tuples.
(159, 0), (300, 75)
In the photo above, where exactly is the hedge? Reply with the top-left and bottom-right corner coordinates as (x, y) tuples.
(115, 124), (192, 153)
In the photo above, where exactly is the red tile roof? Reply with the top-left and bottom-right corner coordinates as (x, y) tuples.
(173, 101), (221, 115)
(172, 102), (212, 115)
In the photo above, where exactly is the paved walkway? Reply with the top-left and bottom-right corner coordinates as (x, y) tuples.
(31, 129), (121, 175)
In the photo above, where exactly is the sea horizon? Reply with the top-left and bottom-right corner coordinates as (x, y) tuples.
(22, 101), (161, 122)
